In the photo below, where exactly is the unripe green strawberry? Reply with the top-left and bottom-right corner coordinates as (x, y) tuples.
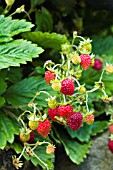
(28, 120), (38, 130)
(5, 0), (15, 6)
(71, 52), (81, 64)
(86, 114), (94, 125)
(78, 38), (92, 54)
(19, 128), (31, 143)
(51, 80), (61, 92)
(47, 97), (57, 109)
(78, 85), (86, 93)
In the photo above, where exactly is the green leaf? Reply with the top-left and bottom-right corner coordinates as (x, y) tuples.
(0, 67), (23, 83)
(0, 77), (7, 95)
(90, 121), (108, 136)
(0, 96), (5, 107)
(0, 131), (7, 149)
(5, 76), (55, 110)
(22, 31), (68, 50)
(31, 0), (45, 8)
(0, 39), (44, 69)
(0, 15), (34, 43)
(92, 36), (113, 60)
(55, 126), (91, 164)
(0, 111), (19, 149)
(35, 7), (53, 32)
(66, 123), (92, 142)
(66, 121), (108, 142)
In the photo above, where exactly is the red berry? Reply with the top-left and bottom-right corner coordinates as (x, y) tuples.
(92, 58), (103, 70)
(60, 78), (74, 95)
(36, 119), (51, 138)
(48, 107), (59, 121)
(66, 112), (83, 130)
(80, 54), (92, 70)
(108, 139), (113, 153)
(58, 104), (73, 118)
(44, 70), (55, 84)
(86, 114), (94, 125)
(109, 125), (113, 134)
(28, 131), (35, 143)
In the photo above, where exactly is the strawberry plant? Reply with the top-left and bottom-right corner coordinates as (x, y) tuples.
(1, 1), (113, 170)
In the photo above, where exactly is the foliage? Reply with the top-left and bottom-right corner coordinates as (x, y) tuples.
(0, 1), (113, 170)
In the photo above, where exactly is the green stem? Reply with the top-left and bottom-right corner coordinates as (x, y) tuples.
(102, 89), (107, 96)
(18, 146), (26, 160)
(87, 86), (100, 93)
(33, 152), (49, 170)
(39, 91), (51, 97)
(85, 93), (89, 112)
(99, 68), (105, 82)
(63, 94), (66, 104)
(72, 77), (80, 87)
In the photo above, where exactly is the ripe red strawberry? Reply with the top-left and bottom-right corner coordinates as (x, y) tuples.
(86, 114), (94, 125)
(36, 119), (51, 138)
(58, 104), (73, 118)
(108, 139), (113, 153)
(92, 58), (103, 70)
(28, 131), (35, 143)
(44, 70), (55, 84)
(66, 112), (83, 130)
(109, 125), (113, 134)
(28, 120), (38, 130)
(80, 54), (92, 70)
(48, 107), (59, 121)
(60, 78), (74, 95)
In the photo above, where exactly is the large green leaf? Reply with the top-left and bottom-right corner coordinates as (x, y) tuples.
(0, 15), (34, 43)
(55, 126), (91, 164)
(22, 31), (68, 50)
(35, 7), (53, 32)
(92, 36), (113, 60)
(0, 111), (19, 149)
(0, 39), (44, 69)
(66, 121), (108, 142)
(4, 76), (55, 110)
(0, 77), (7, 95)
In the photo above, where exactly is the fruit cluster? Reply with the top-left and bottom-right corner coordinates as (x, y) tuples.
(14, 32), (113, 169)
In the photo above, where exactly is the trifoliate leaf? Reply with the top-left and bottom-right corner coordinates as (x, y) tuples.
(22, 31), (68, 50)
(0, 39), (44, 69)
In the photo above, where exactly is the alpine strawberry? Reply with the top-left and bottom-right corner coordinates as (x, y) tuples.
(109, 125), (113, 134)
(92, 58), (103, 70)
(28, 131), (35, 143)
(60, 78), (74, 95)
(36, 119), (51, 138)
(66, 112), (83, 130)
(44, 70), (55, 84)
(28, 120), (38, 130)
(108, 139), (113, 153)
(48, 107), (59, 121)
(80, 54), (92, 70)
(58, 104), (73, 118)
(86, 114), (94, 125)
